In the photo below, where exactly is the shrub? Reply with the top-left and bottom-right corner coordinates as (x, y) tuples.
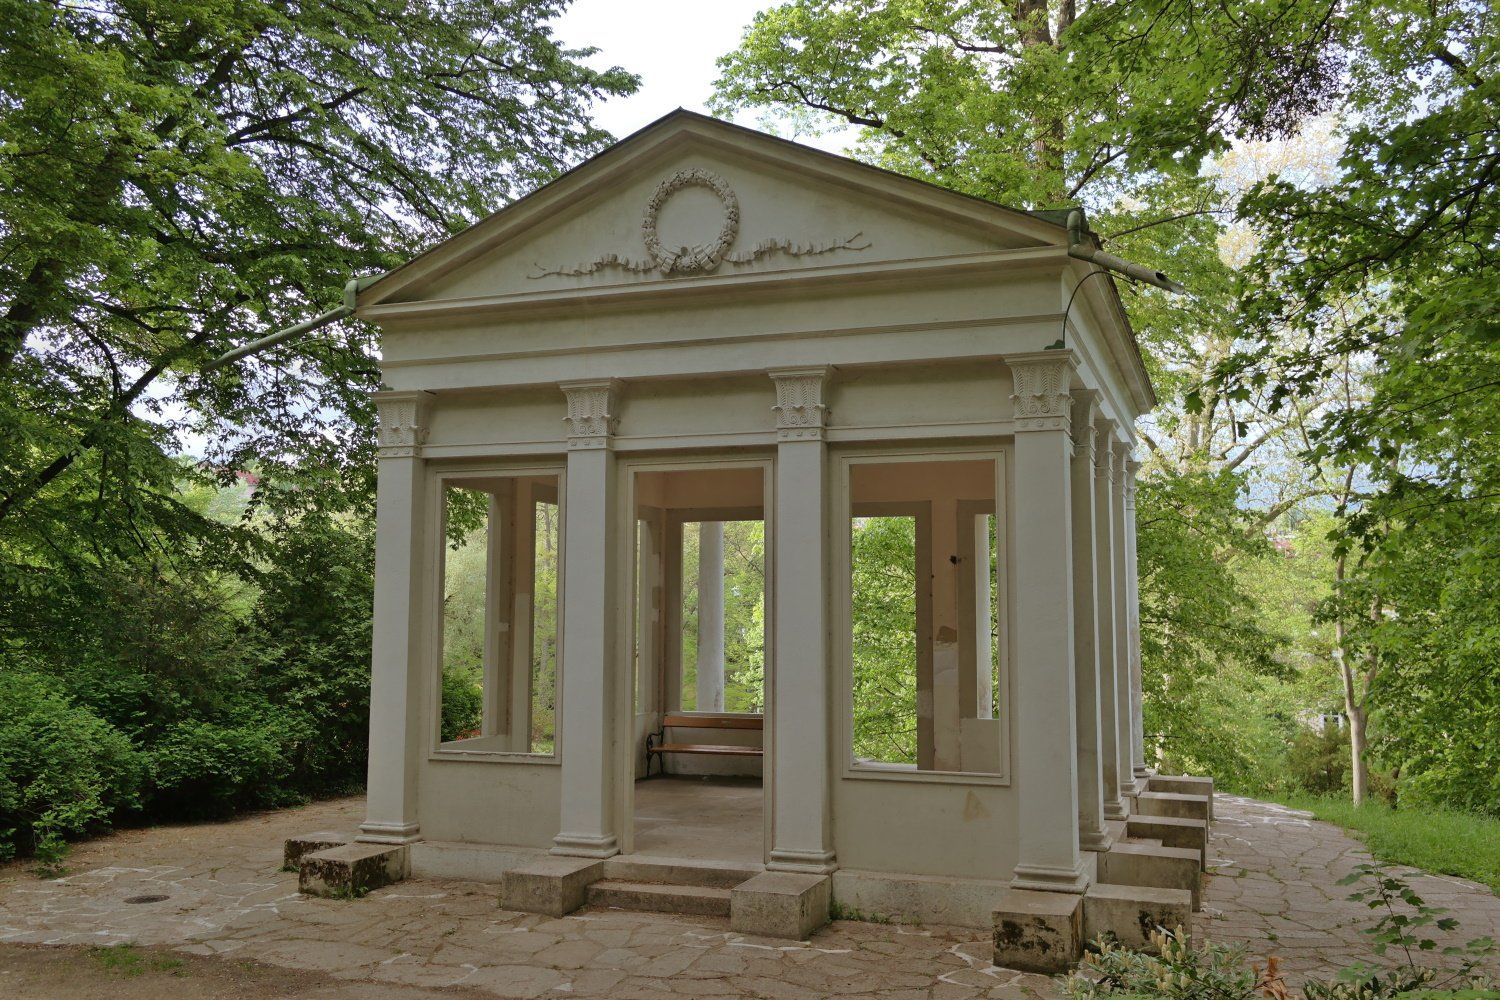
(0, 667), (146, 860)
(441, 665), (483, 742)
(1287, 724), (1348, 795)
(145, 716), (297, 818)
(1062, 928), (1260, 999)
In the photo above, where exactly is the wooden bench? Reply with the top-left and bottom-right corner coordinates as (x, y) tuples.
(645, 713), (763, 776)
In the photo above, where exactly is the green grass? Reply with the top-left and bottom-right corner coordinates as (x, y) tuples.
(1278, 794), (1500, 895)
(88, 943), (185, 977)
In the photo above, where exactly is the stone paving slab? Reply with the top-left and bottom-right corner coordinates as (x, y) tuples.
(0, 798), (1047, 997)
(1199, 795), (1500, 986)
(1, 793), (1496, 996)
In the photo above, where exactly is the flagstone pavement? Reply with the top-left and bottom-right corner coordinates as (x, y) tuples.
(0, 793), (1495, 998)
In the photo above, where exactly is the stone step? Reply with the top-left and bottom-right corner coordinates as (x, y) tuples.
(283, 830), (352, 870)
(1098, 841), (1203, 910)
(299, 843), (408, 898)
(1126, 815), (1208, 870)
(1084, 882), (1193, 952)
(1136, 790), (1211, 823)
(1147, 774), (1215, 821)
(603, 855), (762, 889)
(587, 879), (732, 917)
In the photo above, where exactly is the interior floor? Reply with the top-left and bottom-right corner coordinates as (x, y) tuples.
(631, 775), (763, 863)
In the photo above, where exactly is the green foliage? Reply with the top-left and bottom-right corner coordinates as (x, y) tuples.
(1062, 928), (1258, 999)
(1288, 725), (1350, 797)
(850, 516), (920, 764)
(679, 520), (767, 714)
(0, 667), (146, 860)
(0, 0), (636, 565)
(245, 516), (375, 793)
(441, 666), (484, 744)
(1135, 466), (1286, 789)
(1217, 2), (1500, 815)
(0, 0), (635, 858)
(0, 501), (380, 854)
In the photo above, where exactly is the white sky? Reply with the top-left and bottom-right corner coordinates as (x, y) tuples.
(551, 0), (855, 153)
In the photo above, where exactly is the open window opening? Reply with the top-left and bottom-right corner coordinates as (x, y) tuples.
(848, 458), (1005, 775)
(630, 465), (767, 863)
(439, 474), (560, 755)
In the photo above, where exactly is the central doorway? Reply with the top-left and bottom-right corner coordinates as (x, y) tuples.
(626, 462), (769, 864)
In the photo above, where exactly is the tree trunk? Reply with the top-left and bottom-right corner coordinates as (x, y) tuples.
(1332, 548), (1368, 806)
(1345, 701), (1368, 807)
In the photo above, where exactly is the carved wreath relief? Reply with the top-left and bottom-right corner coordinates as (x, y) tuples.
(529, 168), (870, 279)
(641, 168), (739, 274)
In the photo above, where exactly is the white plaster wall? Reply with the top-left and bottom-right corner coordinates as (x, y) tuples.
(416, 761), (560, 848)
(833, 780), (1019, 880)
(410, 145), (1028, 303)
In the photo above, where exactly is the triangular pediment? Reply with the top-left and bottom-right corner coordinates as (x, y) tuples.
(359, 111), (1067, 310)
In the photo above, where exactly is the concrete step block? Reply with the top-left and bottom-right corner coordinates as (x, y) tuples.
(602, 855), (762, 889)
(731, 871), (831, 940)
(499, 857), (605, 917)
(1147, 774), (1215, 821)
(1136, 790), (1211, 823)
(1098, 841), (1203, 910)
(992, 887), (1084, 974)
(1083, 883), (1192, 952)
(588, 879), (731, 917)
(1126, 815), (1208, 870)
(283, 831), (351, 871)
(299, 843), (407, 898)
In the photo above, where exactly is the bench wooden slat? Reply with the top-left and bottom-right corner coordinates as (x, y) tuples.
(661, 713), (762, 731)
(648, 743), (763, 756)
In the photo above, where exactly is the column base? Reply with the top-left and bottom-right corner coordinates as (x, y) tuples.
(550, 832), (619, 859)
(1011, 861), (1090, 894)
(767, 848), (837, 875)
(1079, 827), (1114, 853)
(1102, 797), (1129, 821)
(357, 820), (421, 846)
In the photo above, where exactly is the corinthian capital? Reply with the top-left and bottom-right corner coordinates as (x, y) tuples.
(560, 379), (622, 449)
(1005, 351), (1078, 432)
(374, 390), (434, 458)
(769, 366), (830, 442)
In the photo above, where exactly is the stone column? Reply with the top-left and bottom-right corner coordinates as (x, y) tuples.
(697, 521), (726, 712)
(1092, 425), (1128, 821)
(360, 390), (435, 845)
(1005, 352), (1087, 893)
(1069, 391), (1109, 852)
(1110, 448), (1135, 803)
(767, 367), (836, 874)
(552, 379), (623, 859)
(481, 484), (511, 740)
(1125, 458), (1149, 779)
